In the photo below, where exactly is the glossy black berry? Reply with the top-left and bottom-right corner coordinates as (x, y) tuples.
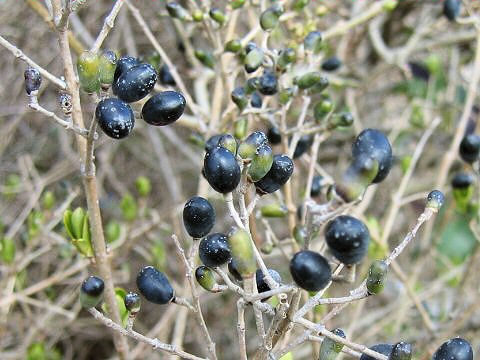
(325, 215), (370, 265)
(159, 64), (176, 86)
(113, 63), (157, 103)
(360, 344), (393, 360)
(256, 269), (281, 295)
(390, 342), (412, 360)
(80, 276), (104, 308)
(408, 61), (430, 82)
(113, 56), (139, 84)
(451, 172), (474, 189)
(443, 0), (461, 21)
(124, 292), (141, 313)
(459, 134), (480, 163)
(293, 134), (313, 159)
(238, 131), (268, 159)
(310, 175), (324, 197)
(427, 189), (445, 210)
(255, 154), (294, 194)
(204, 147), (241, 193)
(321, 56), (342, 71)
(228, 259), (243, 281)
(352, 129), (393, 183)
(142, 91), (186, 126)
(199, 233), (231, 267)
(433, 338), (472, 360)
(205, 134), (223, 152)
(183, 196), (215, 238)
(251, 91), (263, 108)
(267, 126), (282, 145)
(289, 250), (331, 292)
(258, 71), (278, 95)
(95, 98), (135, 139)
(136, 265), (174, 305)
(24, 68), (42, 95)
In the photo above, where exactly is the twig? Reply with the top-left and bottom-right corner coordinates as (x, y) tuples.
(237, 299), (248, 360)
(88, 308), (207, 360)
(90, 0), (124, 53)
(0, 35), (67, 90)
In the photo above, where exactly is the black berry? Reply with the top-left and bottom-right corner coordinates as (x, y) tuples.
(228, 259), (243, 281)
(124, 292), (141, 313)
(321, 56), (342, 71)
(389, 341), (412, 360)
(142, 91), (186, 126)
(408, 61), (430, 82)
(205, 134), (224, 152)
(113, 63), (157, 103)
(95, 98), (135, 139)
(136, 266), (174, 305)
(451, 172), (474, 189)
(325, 215), (370, 265)
(459, 134), (480, 163)
(352, 129), (393, 183)
(203, 147), (241, 193)
(255, 154), (294, 194)
(113, 56), (140, 84)
(183, 196), (215, 238)
(432, 338), (473, 360)
(293, 134), (313, 159)
(289, 250), (331, 292)
(310, 175), (324, 197)
(199, 233), (231, 267)
(250, 91), (263, 108)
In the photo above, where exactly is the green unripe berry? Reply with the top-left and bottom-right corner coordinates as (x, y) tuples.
(238, 131), (267, 160)
(195, 265), (217, 292)
(311, 77), (330, 94)
(227, 227), (256, 278)
(260, 5), (283, 31)
(234, 118), (248, 139)
(166, 2), (190, 20)
(296, 71), (323, 89)
(225, 39), (242, 53)
(248, 144), (274, 182)
(98, 50), (117, 87)
(366, 260), (388, 295)
(231, 87), (248, 111)
(328, 112), (354, 129)
(195, 50), (216, 69)
(335, 155), (379, 202)
(135, 176), (152, 197)
(219, 134), (238, 154)
(277, 48), (297, 71)
(260, 203), (288, 218)
(244, 48), (264, 73)
(42, 191), (56, 210)
(245, 77), (260, 94)
(318, 328), (346, 360)
(314, 99), (334, 121)
(77, 51), (100, 93)
(209, 8), (226, 26)
(293, 225), (307, 246)
(192, 9), (204, 22)
(80, 276), (104, 308)
(231, 0), (245, 9)
(278, 87), (294, 105)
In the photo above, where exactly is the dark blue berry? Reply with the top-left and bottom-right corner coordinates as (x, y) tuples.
(113, 56), (139, 84)
(199, 233), (231, 267)
(95, 98), (135, 139)
(24, 68), (42, 95)
(427, 190), (445, 210)
(258, 71), (278, 95)
(433, 338), (472, 360)
(289, 250), (331, 291)
(267, 126), (282, 145)
(136, 266), (174, 305)
(228, 259), (243, 281)
(310, 175), (324, 197)
(443, 0), (461, 21)
(321, 56), (342, 72)
(255, 154), (294, 194)
(360, 344), (393, 360)
(255, 269), (281, 296)
(113, 63), (157, 103)
(204, 147), (241, 193)
(451, 172), (474, 189)
(250, 91), (263, 108)
(352, 129), (393, 183)
(325, 215), (370, 265)
(142, 91), (186, 126)
(124, 292), (141, 313)
(205, 134), (224, 152)
(408, 61), (430, 82)
(183, 196), (215, 238)
(459, 134), (480, 164)
(293, 134), (313, 159)
(80, 276), (104, 308)
(159, 64), (176, 86)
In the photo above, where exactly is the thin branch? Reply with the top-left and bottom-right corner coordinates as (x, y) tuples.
(90, 0), (124, 53)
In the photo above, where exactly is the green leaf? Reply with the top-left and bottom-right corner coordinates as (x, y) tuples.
(151, 239), (167, 271)
(102, 288), (129, 326)
(63, 210), (74, 239)
(106, 221), (121, 243)
(120, 194), (137, 222)
(71, 207), (85, 239)
(279, 352), (293, 360)
(1, 237), (15, 264)
(438, 218), (477, 265)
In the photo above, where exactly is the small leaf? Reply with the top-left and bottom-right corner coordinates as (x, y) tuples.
(63, 210), (75, 239)
(438, 217), (477, 265)
(71, 208), (85, 239)
(1, 237), (15, 264)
